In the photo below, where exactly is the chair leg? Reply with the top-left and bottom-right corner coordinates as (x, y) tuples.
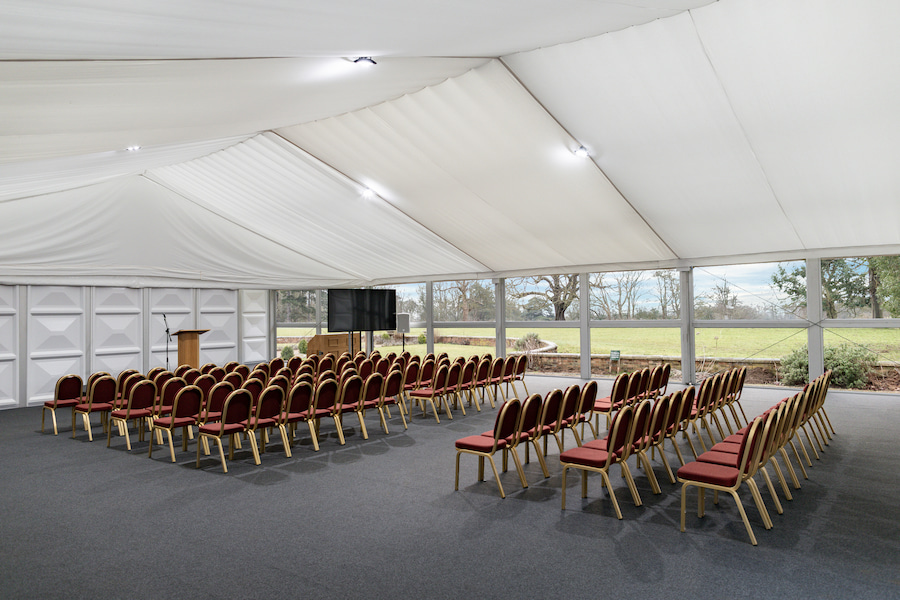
(530, 439), (549, 478)
(279, 425), (292, 458)
(729, 489), (759, 546)
(357, 411), (368, 440)
(510, 447), (528, 489)
(758, 467), (784, 515)
(333, 415), (346, 445)
(167, 429), (176, 463)
(247, 430), (261, 465)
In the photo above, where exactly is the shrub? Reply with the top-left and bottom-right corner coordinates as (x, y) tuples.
(779, 343), (876, 388)
(280, 344), (294, 361)
(297, 339), (308, 355)
(514, 332), (541, 352)
(381, 332), (390, 342)
(417, 332), (427, 345)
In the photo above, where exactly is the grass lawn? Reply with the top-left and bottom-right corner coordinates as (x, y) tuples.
(278, 325), (900, 362)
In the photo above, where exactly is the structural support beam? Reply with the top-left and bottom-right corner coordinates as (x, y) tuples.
(425, 281), (434, 355)
(806, 257), (825, 381)
(495, 278), (506, 358)
(679, 268), (696, 384)
(579, 272), (591, 380)
(315, 289), (323, 335)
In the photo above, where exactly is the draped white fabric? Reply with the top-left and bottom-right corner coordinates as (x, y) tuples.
(0, 0), (896, 288)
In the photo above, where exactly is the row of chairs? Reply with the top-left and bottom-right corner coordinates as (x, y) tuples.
(676, 370), (834, 544)
(591, 364), (671, 435)
(454, 382), (598, 498)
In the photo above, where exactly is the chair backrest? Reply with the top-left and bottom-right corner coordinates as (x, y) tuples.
(221, 389), (253, 427)
(475, 357), (491, 383)
(646, 394), (671, 445)
(418, 359), (435, 387)
(490, 398), (522, 450)
(200, 362), (217, 374)
(339, 368), (358, 388)
(206, 381), (234, 416)
(223, 361), (240, 372)
(374, 357), (391, 377)
(317, 370), (337, 386)
(87, 371), (110, 395)
(294, 372), (314, 388)
(514, 353), (528, 378)
(335, 355), (350, 373)
(408, 353), (420, 365)
(489, 356), (504, 381)
(576, 380), (598, 420)
(354, 353), (367, 368)
(363, 372), (383, 405)
(274, 366), (293, 381)
(116, 368), (139, 393)
(233, 364), (250, 380)
(678, 385), (696, 426)
(737, 415), (767, 476)
(174, 364), (191, 377)
(172, 385), (203, 419)
(122, 372), (145, 400)
(269, 374), (290, 397)
(160, 377), (187, 408)
(606, 404), (635, 459)
(287, 381), (314, 414)
(338, 374), (364, 411)
(146, 367), (165, 380)
(194, 374), (216, 404)
(625, 370), (643, 404)
(128, 379), (157, 410)
(382, 369), (403, 399)
(502, 356), (516, 381)
(208, 366), (227, 382)
(444, 362), (462, 392)
(55, 374), (83, 403)
(248, 369), (268, 385)
(608, 372), (629, 409)
(403, 361), (420, 389)
(153, 369), (174, 390)
(647, 366), (664, 398)
(297, 363), (315, 377)
(319, 355), (336, 374)
(558, 384), (581, 428)
(287, 355), (303, 375)
(254, 362), (270, 377)
(269, 357), (285, 373)
(242, 378), (265, 405)
(624, 399), (652, 457)
(430, 363), (450, 394)
(659, 363), (671, 396)
(663, 390), (683, 436)
(254, 385), (285, 422)
(539, 389), (564, 432)
(314, 378), (339, 411)
(460, 360), (476, 387)
(89, 375), (117, 406)
(518, 393), (543, 440)
(182, 368), (201, 384)
(223, 371), (244, 388)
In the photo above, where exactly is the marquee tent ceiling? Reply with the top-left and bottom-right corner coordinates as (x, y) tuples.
(0, 0), (897, 288)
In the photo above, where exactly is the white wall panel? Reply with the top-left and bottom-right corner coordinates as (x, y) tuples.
(149, 287), (193, 370)
(92, 287), (142, 376)
(0, 286), (18, 408)
(198, 289), (237, 366)
(241, 290), (268, 364)
(27, 286), (84, 407)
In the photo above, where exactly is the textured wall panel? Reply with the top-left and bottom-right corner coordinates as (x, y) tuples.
(93, 287), (142, 375)
(240, 290), (268, 364)
(199, 289), (237, 366)
(149, 288), (193, 370)
(0, 286), (17, 408)
(28, 286), (84, 406)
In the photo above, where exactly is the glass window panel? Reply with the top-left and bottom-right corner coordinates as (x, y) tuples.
(275, 290), (317, 324)
(824, 329), (899, 391)
(506, 274), (580, 322)
(590, 269), (680, 320)
(694, 327), (807, 384)
(820, 255), (900, 319)
(590, 327), (681, 377)
(431, 280), (495, 322)
(506, 327), (580, 375)
(695, 261), (806, 320)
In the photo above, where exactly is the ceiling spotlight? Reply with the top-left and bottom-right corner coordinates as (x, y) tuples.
(574, 145), (590, 158)
(362, 188), (376, 199)
(353, 57), (377, 66)
(125, 145), (142, 152)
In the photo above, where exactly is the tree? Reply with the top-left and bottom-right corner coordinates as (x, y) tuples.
(652, 270), (680, 319)
(871, 255), (900, 317)
(276, 290), (316, 323)
(590, 271), (646, 319)
(509, 274), (579, 321)
(771, 259), (871, 319)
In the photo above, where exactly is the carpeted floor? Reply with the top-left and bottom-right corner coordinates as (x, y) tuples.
(1, 375), (898, 600)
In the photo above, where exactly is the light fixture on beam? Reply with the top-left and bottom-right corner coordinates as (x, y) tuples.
(353, 56), (377, 66)
(573, 145), (590, 158)
(125, 145), (142, 152)
(362, 188), (376, 200)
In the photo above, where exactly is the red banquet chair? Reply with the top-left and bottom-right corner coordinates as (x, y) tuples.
(107, 379), (157, 451)
(149, 385), (203, 462)
(73, 375), (116, 441)
(42, 374), (83, 435)
(455, 398), (523, 499)
(196, 388), (252, 473)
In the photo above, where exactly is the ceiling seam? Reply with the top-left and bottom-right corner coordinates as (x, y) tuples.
(138, 171), (364, 282)
(687, 9), (807, 250)
(497, 56), (680, 261)
(267, 129), (496, 274)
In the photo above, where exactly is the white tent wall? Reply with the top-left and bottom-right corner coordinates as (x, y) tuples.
(3, 285), (272, 410)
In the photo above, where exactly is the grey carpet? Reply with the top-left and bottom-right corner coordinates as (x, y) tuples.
(2, 376), (898, 599)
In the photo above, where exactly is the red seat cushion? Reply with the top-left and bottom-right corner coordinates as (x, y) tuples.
(408, 388), (436, 398)
(456, 435), (505, 452)
(583, 438), (609, 451)
(710, 441), (742, 454)
(677, 461), (739, 487)
(723, 433), (745, 444)
(111, 408), (152, 419)
(199, 423), (244, 436)
(283, 411), (309, 423)
(154, 416), (196, 428)
(696, 450), (740, 467)
(560, 446), (614, 468)
(75, 402), (111, 412)
(45, 399), (80, 408)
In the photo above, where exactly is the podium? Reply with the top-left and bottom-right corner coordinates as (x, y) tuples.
(172, 329), (209, 369)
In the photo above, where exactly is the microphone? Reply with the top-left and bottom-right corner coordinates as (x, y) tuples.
(163, 313), (172, 341)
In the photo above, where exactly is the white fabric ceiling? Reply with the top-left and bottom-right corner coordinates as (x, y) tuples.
(0, 0), (897, 288)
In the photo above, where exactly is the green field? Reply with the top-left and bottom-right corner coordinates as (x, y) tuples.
(278, 326), (900, 362)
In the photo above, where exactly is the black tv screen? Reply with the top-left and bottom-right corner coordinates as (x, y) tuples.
(327, 289), (397, 332)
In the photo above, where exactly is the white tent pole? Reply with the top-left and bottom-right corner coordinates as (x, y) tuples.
(579, 273), (591, 380)
(806, 257), (825, 381)
(495, 278), (506, 358)
(679, 267), (696, 384)
(425, 281), (434, 355)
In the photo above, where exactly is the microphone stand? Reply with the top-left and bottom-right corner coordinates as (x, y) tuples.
(163, 313), (172, 371)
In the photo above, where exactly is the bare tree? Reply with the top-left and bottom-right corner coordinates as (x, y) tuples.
(590, 271), (646, 319)
(652, 270), (680, 319)
(509, 274), (579, 321)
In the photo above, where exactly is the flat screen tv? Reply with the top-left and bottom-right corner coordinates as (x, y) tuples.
(327, 288), (397, 332)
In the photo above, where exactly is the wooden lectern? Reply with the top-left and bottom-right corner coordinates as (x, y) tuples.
(172, 329), (209, 369)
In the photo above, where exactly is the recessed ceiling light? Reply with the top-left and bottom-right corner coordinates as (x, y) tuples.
(125, 145), (142, 152)
(574, 145), (590, 158)
(362, 188), (376, 199)
(353, 57), (377, 66)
